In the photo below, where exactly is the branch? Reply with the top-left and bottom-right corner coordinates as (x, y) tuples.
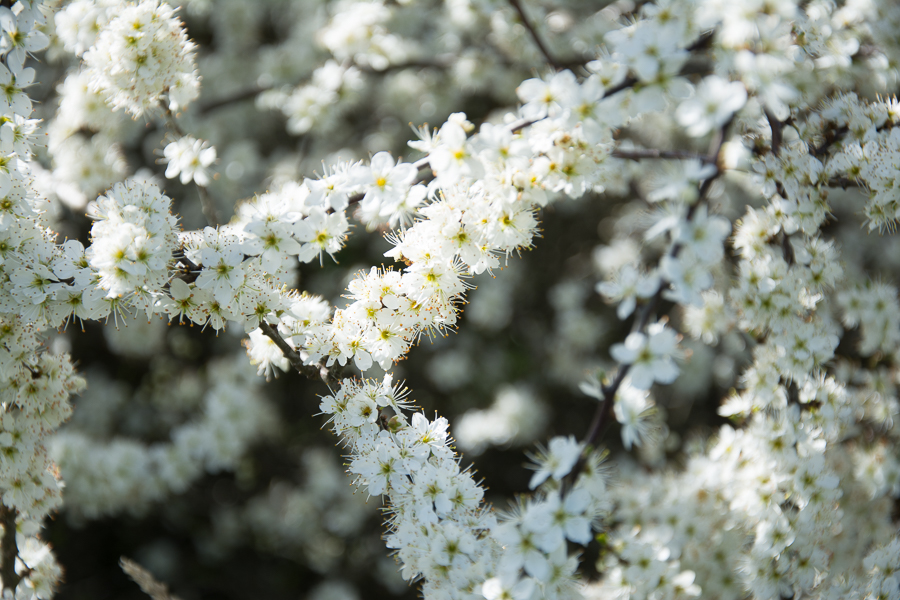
(781, 232), (795, 267)
(611, 149), (715, 163)
(357, 58), (453, 74)
(507, 0), (562, 70)
(811, 125), (848, 158)
(198, 60), (451, 115)
(564, 116), (734, 491)
(765, 110), (784, 157)
(120, 557), (183, 600)
(603, 76), (638, 97)
(1, 505), (21, 594)
(258, 321), (342, 387)
(197, 84), (270, 115)
(163, 107), (186, 137)
(825, 175), (859, 189)
(196, 184), (220, 228)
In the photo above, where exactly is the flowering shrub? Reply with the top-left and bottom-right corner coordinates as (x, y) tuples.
(2, 0), (900, 599)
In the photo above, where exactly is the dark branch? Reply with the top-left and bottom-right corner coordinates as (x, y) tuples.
(120, 557), (183, 600)
(163, 107), (186, 137)
(196, 185), (220, 228)
(197, 85), (269, 115)
(258, 321), (342, 387)
(603, 76), (638, 98)
(507, 0), (562, 70)
(612, 149), (715, 163)
(811, 125), (849, 158)
(825, 175), (859, 189)
(198, 60), (451, 116)
(765, 110), (783, 157)
(1, 505), (21, 594)
(782, 233), (795, 267)
(564, 116), (734, 492)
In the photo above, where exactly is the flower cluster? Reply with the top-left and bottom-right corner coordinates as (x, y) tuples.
(86, 179), (179, 301)
(83, 0), (200, 116)
(319, 376), (610, 599)
(261, 61), (365, 135)
(0, 318), (83, 517)
(0, 317), (83, 598)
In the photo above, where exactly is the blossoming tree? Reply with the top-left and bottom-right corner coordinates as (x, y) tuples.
(2, 0), (900, 599)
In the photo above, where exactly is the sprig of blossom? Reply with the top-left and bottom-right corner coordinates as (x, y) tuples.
(83, 0), (200, 116)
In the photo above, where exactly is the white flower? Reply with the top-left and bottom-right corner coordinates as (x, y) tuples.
(244, 327), (289, 380)
(482, 574), (535, 600)
(674, 205), (732, 260)
(294, 207), (349, 264)
(676, 75), (747, 137)
(86, 179), (177, 297)
(646, 159), (717, 204)
(360, 152), (417, 206)
(494, 520), (553, 581)
(516, 70), (579, 119)
(610, 322), (682, 389)
(163, 136), (217, 186)
(0, 53), (35, 117)
(597, 264), (660, 319)
(613, 381), (656, 450)
(528, 435), (582, 489)
(536, 489), (593, 548)
(54, 0), (116, 56)
(660, 252), (714, 307)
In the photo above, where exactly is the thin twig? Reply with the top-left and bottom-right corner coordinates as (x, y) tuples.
(600, 31), (713, 99)
(507, 0), (561, 70)
(564, 117), (734, 492)
(120, 557), (183, 600)
(357, 58), (453, 74)
(197, 85), (269, 115)
(163, 107), (186, 137)
(604, 76), (638, 97)
(825, 175), (859, 189)
(781, 233), (795, 266)
(765, 110), (783, 157)
(811, 125), (848, 157)
(196, 185), (220, 228)
(612, 149), (715, 163)
(198, 60), (452, 115)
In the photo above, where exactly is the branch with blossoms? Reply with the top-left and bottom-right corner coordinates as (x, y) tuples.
(571, 115), (734, 487)
(12, 1), (900, 599)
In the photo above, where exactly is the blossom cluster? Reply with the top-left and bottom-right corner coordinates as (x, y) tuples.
(82, 0), (200, 116)
(0, 317), (83, 517)
(87, 179), (179, 300)
(319, 376), (610, 600)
